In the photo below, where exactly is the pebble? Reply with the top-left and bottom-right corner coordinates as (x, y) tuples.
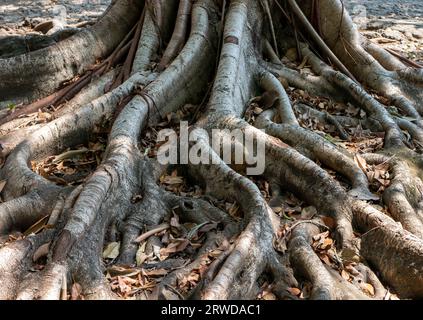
(382, 28), (404, 41)
(412, 30), (423, 39)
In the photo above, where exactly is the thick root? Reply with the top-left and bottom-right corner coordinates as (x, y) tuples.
(2, 0), (423, 301)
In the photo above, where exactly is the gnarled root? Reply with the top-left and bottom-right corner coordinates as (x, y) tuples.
(2, 0), (423, 301)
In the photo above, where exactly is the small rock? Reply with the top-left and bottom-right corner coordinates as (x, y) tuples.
(366, 20), (391, 30)
(404, 31), (413, 39)
(412, 30), (423, 39)
(382, 28), (404, 41)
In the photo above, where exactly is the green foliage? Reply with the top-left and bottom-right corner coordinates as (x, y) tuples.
(7, 103), (16, 111)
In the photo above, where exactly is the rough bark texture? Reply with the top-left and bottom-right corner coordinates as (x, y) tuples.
(1, 0), (423, 300)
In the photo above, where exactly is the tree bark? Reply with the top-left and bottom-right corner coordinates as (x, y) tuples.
(1, 0), (423, 300)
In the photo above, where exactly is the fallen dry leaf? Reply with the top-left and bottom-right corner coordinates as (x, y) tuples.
(287, 287), (301, 296)
(354, 154), (368, 173)
(136, 242), (150, 266)
(170, 214), (181, 228)
(313, 231), (330, 242)
(360, 282), (375, 296)
(33, 242), (50, 262)
(71, 283), (84, 300)
(321, 216), (336, 229)
(179, 271), (200, 291)
(160, 239), (190, 260)
(163, 176), (183, 185)
(262, 291), (277, 300)
(319, 253), (332, 266)
(107, 266), (140, 277)
(23, 215), (50, 236)
(321, 238), (334, 250)
(341, 269), (351, 281)
(0, 180), (6, 193)
(142, 268), (169, 277)
(272, 206), (283, 214)
(103, 242), (120, 259)
(301, 206), (317, 220)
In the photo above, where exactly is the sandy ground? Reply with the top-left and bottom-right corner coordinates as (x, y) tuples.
(0, 0), (110, 31)
(348, 1), (422, 63)
(346, 0), (423, 18)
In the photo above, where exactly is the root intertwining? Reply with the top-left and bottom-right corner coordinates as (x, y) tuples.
(1, 0), (423, 300)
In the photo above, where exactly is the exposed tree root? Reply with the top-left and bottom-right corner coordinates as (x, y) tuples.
(288, 221), (369, 300)
(157, 0), (193, 72)
(353, 201), (423, 298)
(1, 0), (423, 301)
(0, 28), (79, 59)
